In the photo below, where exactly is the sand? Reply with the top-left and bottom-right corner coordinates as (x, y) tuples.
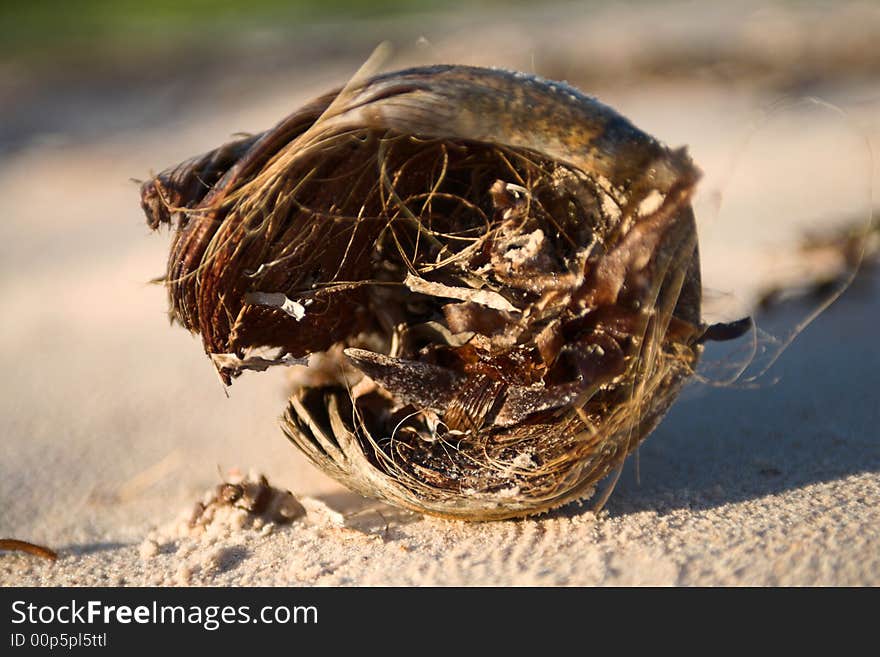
(1, 1), (878, 586)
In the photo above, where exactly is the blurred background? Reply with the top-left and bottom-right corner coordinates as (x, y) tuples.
(1, 0), (878, 558)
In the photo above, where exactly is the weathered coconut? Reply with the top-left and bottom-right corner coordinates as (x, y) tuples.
(141, 65), (746, 520)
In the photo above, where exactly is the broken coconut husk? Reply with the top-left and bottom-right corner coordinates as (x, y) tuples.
(140, 64), (747, 520)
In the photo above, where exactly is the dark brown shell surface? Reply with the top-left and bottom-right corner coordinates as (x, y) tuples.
(141, 65), (708, 520)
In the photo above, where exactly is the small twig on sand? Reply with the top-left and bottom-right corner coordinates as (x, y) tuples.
(0, 538), (58, 561)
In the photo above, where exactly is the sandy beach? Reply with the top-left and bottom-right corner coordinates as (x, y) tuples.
(1, 1), (878, 586)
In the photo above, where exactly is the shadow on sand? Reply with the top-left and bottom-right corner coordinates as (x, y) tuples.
(599, 274), (880, 517)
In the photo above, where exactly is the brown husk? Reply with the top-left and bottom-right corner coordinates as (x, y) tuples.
(141, 65), (706, 520)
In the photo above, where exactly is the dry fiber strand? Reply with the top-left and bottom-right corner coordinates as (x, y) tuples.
(0, 538), (58, 561)
(140, 64), (746, 520)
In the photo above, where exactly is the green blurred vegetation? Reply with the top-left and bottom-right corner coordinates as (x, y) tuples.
(0, 0), (515, 60)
